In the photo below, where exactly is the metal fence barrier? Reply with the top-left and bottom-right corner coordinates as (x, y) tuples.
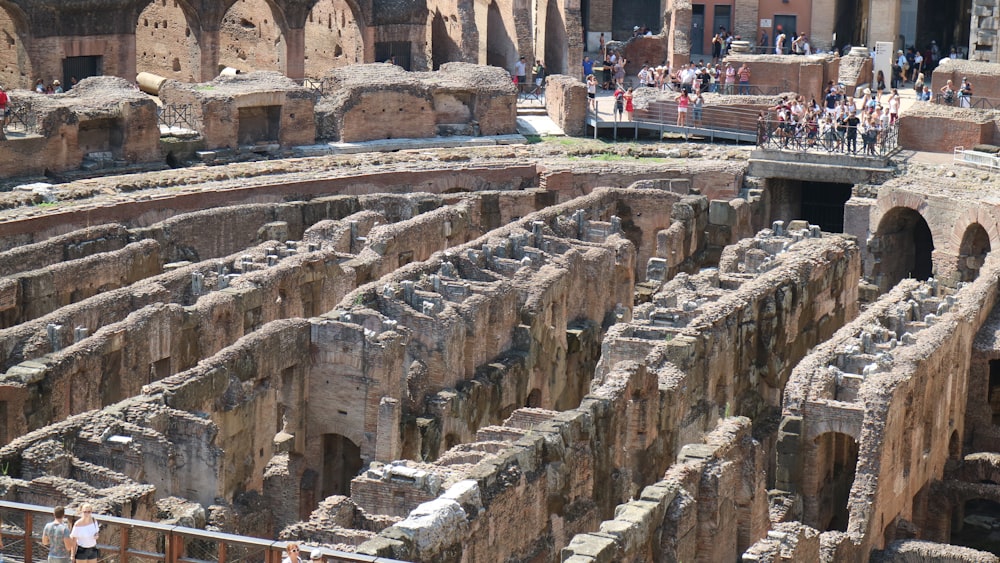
(0, 500), (405, 563)
(756, 116), (900, 158)
(158, 104), (197, 130)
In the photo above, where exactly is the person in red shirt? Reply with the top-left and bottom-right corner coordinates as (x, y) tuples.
(0, 85), (8, 138)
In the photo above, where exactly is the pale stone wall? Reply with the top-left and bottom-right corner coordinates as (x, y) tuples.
(135, 0), (201, 82)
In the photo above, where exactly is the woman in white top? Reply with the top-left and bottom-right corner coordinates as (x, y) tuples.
(70, 504), (99, 563)
(281, 543), (302, 563)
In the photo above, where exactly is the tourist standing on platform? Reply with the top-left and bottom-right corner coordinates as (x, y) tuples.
(582, 56), (593, 80)
(586, 74), (598, 110)
(959, 77), (973, 108)
(676, 91), (690, 126)
(624, 87), (634, 120)
(514, 57), (527, 93)
(613, 84), (625, 120)
(737, 63), (751, 95)
(693, 93), (704, 127)
(70, 504), (100, 563)
(724, 63), (736, 94)
(43, 506), (73, 563)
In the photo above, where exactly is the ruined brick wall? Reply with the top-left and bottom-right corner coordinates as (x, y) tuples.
(778, 257), (1000, 556)
(160, 73), (316, 149)
(543, 74), (587, 136)
(219, 0), (286, 73)
(561, 418), (768, 562)
(539, 161), (743, 203)
(898, 105), (994, 153)
(0, 239), (161, 329)
(722, 54), (841, 103)
(0, 8), (33, 90)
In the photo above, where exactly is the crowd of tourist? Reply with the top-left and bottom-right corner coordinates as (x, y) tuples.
(0, 505), (101, 563)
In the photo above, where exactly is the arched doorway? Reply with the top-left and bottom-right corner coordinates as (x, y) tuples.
(303, 0), (364, 77)
(0, 2), (32, 89)
(872, 207), (934, 291)
(321, 433), (363, 499)
(431, 10), (461, 70)
(543, 0), (567, 75)
(219, 0), (287, 73)
(815, 432), (859, 532)
(952, 498), (1000, 554)
(958, 222), (991, 283)
(135, 0), (201, 82)
(485, 1), (515, 70)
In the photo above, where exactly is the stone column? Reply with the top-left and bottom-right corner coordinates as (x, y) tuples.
(868, 0), (901, 49)
(810, 0), (836, 52)
(284, 27), (305, 80)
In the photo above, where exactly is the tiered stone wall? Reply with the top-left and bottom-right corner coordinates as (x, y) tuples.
(775, 256), (1000, 558)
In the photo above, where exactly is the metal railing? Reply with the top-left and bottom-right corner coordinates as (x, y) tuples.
(158, 104), (197, 131)
(954, 146), (1000, 170)
(933, 93), (1000, 110)
(4, 99), (39, 135)
(294, 78), (329, 97)
(660, 81), (792, 97)
(756, 116), (900, 158)
(0, 500), (405, 563)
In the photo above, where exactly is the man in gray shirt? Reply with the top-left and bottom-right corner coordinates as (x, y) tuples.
(42, 506), (73, 563)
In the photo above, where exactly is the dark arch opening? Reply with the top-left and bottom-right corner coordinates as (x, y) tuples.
(800, 182), (853, 233)
(525, 388), (541, 408)
(485, 1), (515, 70)
(320, 433), (363, 499)
(949, 429), (961, 460)
(872, 207), (934, 291)
(430, 11), (452, 70)
(952, 498), (1000, 555)
(815, 432), (858, 532)
(958, 222), (990, 283)
(543, 0), (567, 75)
(916, 0), (971, 58)
(611, 0), (660, 42)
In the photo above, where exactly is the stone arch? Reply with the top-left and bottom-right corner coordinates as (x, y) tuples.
(542, 0), (567, 75)
(320, 432), (363, 499)
(871, 206), (934, 291)
(0, 1), (33, 89)
(949, 429), (961, 460)
(430, 9), (463, 70)
(484, 0), (515, 71)
(135, 0), (203, 82)
(219, 0), (289, 74)
(957, 222), (991, 283)
(303, 0), (365, 77)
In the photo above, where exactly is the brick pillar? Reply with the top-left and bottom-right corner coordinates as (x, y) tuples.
(868, 0), (901, 48)
(284, 27), (305, 80)
(199, 29), (220, 81)
(375, 397), (401, 462)
(810, 0), (836, 52)
(734, 0), (758, 49)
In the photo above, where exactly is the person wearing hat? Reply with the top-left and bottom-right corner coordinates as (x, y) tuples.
(308, 549), (324, 563)
(53, 80), (63, 94)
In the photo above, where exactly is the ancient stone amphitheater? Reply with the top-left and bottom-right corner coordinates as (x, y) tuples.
(2, 25), (1000, 558)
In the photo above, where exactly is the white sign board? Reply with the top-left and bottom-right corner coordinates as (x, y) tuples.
(874, 41), (893, 92)
(760, 19), (772, 28)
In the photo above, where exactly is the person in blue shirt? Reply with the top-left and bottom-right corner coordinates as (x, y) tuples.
(582, 56), (594, 80)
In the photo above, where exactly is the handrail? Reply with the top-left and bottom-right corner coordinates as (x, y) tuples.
(932, 92), (1000, 110)
(755, 116), (900, 158)
(0, 500), (406, 563)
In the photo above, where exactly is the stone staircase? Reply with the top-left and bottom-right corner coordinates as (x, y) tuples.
(515, 96), (565, 136)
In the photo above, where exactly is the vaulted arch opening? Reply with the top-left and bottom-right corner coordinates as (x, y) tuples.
(0, 2), (33, 89)
(872, 207), (934, 291)
(219, 0), (287, 73)
(431, 10), (461, 70)
(136, 0), (202, 82)
(951, 498), (1000, 555)
(958, 222), (991, 283)
(304, 0), (365, 77)
(485, 1), (515, 70)
(321, 433), (363, 499)
(543, 0), (567, 75)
